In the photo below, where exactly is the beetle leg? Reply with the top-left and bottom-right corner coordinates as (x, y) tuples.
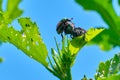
(61, 33), (63, 39)
(82, 33), (86, 41)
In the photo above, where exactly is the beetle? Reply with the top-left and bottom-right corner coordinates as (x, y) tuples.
(56, 18), (75, 38)
(71, 27), (86, 38)
(56, 18), (86, 39)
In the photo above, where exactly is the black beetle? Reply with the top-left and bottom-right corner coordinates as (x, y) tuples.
(71, 27), (86, 38)
(56, 18), (86, 39)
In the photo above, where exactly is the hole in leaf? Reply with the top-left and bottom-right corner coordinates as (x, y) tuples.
(113, 61), (116, 63)
(22, 33), (26, 38)
(99, 74), (104, 77)
(29, 55), (33, 58)
(102, 70), (105, 74)
(26, 46), (30, 51)
(35, 41), (39, 46)
(8, 24), (12, 28)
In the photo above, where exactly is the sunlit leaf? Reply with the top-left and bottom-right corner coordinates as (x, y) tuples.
(69, 36), (86, 55)
(85, 28), (104, 42)
(0, 18), (48, 67)
(69, 27), (104, 55)
(0, 12), (6, 43)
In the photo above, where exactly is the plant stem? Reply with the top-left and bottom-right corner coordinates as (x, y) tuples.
(61, 66), (72, 80)
(66, 67), (72, 80)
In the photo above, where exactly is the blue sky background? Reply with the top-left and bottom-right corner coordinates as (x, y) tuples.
(0, 0), (120, 80)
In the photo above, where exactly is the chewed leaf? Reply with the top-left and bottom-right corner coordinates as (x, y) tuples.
(85, 28), (104, 42)
(69, 27), (104, 55)
(0, 18), (48, 67)
(95, 53), (120, 80)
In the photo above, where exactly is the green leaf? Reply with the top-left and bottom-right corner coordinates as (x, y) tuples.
(48, 28), (104, 79)
(89, 29), (119, 51)
(0, 18), (48, 67)
(75, 0), (120, 50)
(69, 27), (104, 55)
(98, 74), (120, 80)
(0, 0), (2, 11)
(51, 48), (62, 73)
(0, 41), (2, 45)
(110, 54), (120, 74)
(95, 53), (120, 80)
(0, 11), (4, 24)
(96, 61), (110, 78)
(5, 0), (23, 23)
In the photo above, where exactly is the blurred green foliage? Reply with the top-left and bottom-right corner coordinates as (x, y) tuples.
(75, 0), (120, 79)
(75, 0), (120, 51)
(95, 53), (120, 80)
